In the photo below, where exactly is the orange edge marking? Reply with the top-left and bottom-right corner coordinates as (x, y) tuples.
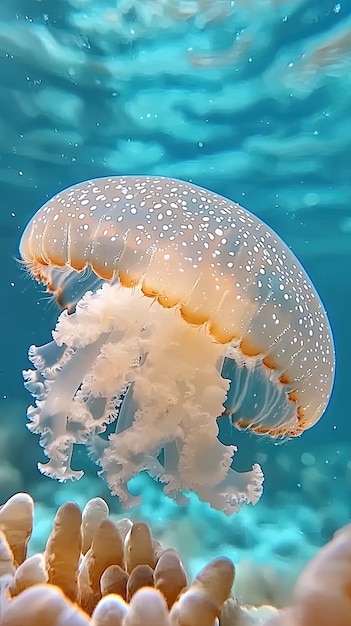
(180, 305), (210, 326)
(288, 390), (298, 403)
(90, 261), (114, 281)
(119, 271), (140, 289)
(235, 417), (304, 438)
(141, 284), (160, 299)
(46, 254), (66, 268)
(33, 256), (48, 268)
(157, 294), (180, 309)
(69, 258), (87, 272)
(279, 372), (290, 385)
(240, 338), (262, 358)
(209, 321), (238, 345)
(262, 355), (277, 370)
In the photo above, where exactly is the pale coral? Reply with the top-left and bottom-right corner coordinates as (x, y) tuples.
(45, 501), (82, 602)
(263, 524), (351, 626)
(0, 493), (233, 625)
(0, 492), (350, 626)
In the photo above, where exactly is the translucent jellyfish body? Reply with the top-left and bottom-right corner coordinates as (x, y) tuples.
(20, 176), (335, 514)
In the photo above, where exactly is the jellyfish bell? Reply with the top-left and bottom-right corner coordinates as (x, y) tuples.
(20, 176), (335, 514)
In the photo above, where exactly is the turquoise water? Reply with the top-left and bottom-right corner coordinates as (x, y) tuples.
(0, 0), (350, 594)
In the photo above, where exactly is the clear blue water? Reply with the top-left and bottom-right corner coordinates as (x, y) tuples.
(0, 0), (350, 558)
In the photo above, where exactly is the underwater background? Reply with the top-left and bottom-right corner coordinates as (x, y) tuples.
(0, 0), (350, 605)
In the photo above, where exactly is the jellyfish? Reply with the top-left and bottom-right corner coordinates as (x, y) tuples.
(20, 176), (335, 514)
